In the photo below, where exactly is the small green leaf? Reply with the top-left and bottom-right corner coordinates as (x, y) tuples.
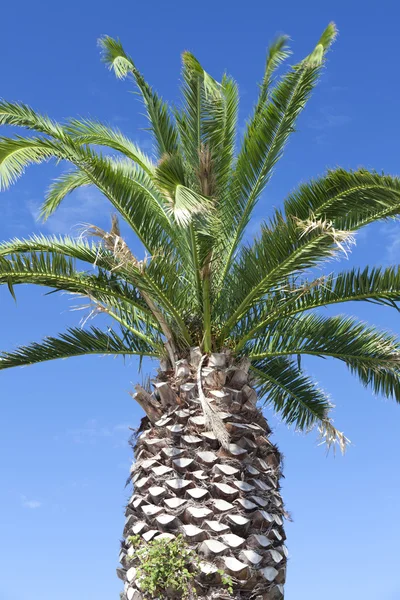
(7, 277), (16, 302)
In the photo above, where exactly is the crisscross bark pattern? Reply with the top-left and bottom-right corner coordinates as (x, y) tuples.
(118, 351), (287, 599)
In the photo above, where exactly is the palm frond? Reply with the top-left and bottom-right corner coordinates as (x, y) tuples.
(204, 75), (239, 198)
(176, 53), (238, 200)
(0, 136), (55, 190)
(284, 168), (400, 228)
(0, 326), (159, 370)
(0, 233), (149, 290)
(98, 36), (178, 157)
(0, 100), (65, 138)
(218, 168), (400, 340)
(249, 314), (400, 402)
(218, 210), (350, 340)
(257, 35), (291, 111)
(40, 147), (173, 252)
(176, 51), (218, 171)
(218, 23), (337, 284)
(251, 357), (347, 452)
(0, 133), (177, 257)
(0, 233), (106, 265)
(2, 234), (192, 344)
(171, 185), (212, 226)
(0, 250), (151, 316)
(235, 266), (400, 348)
(65, 118), (155, 173)
(153, 153), (211, 226)
(42, 169), (92, 218)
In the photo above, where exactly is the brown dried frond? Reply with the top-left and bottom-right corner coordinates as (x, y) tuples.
(82, 216), (143, 272)
(317, 418), (350, 455)
(197, 144), (216, 197)
(294, 214), (356, 258)
(81, 217), (177, 364)
(110, 213), (121, 237)
(196, 354), (230, 449)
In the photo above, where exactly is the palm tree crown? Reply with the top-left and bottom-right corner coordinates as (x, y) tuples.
(1, 22), (400, 451)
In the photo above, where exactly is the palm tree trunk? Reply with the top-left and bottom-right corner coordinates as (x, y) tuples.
(118, 349), (287, 599)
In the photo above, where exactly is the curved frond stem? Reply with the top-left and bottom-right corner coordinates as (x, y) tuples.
(98, 36), (178, 157)
(258, 35), (291, 109)
(219, 168), (400, 344)
(235, 267), (400, 350)
(0, 252), (154, 317)
(0, 100), (66, 138)
(189, 224), (203, 309)
(80, 223), (192, 352)
(88, 298), (162, 350)
(0, 326), (159, 370)
(251, 359), (348, 453)
(248, 314), (400, 402)
(251, 348), (400, 364)
(284, 169), (400, 226)
(202, 266), (212, 352)
(217, 23), (337, 289)
(65, 119), (155, 174)
(218, 217), (347, 342)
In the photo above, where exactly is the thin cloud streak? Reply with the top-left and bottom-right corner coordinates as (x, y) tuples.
(21, 495), (42, 509)
(26, 187), (110, 235)
(64, 419), (130, 445)
(308, 106), (351, 131)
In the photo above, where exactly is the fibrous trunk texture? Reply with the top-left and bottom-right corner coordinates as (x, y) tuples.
(118, 349), (287, 600)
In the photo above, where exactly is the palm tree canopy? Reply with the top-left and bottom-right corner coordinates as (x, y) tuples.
(1, 22), (400, 450)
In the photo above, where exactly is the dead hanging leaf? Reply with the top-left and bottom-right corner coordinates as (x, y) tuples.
(197, 354), (230, 449)
(294, 214), (356, 258)
(317, 418), (350, 455)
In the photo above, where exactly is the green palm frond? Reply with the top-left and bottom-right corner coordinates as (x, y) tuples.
(204, 75), (239, 198)
(0, 100), (65, 138)
(0, 250), (150, 314)
(0, 227), (193, 346)
(218, 168), (400, 340)
(176, 51), (218, 170)
(2, 24), (400, 448)
(169, 185), (212, 226)
(249, 314), (400, 402)
(218, 23), (337, 285)
(99, 36), (178, 157)
(218, 211), (349, 340)
(0, 235), (156, 321)
(65, 118), (155, 173)
(0, 234), (108, 266)
(0, 326), (159, 370)
(176, 52), (238, 199)
(251, 357), (347, 451)
(235, 266), (400, 348)
(284, 168), (400, 227)
(0, 136), (55, 190)
(43, 169), (92, 219)
(0, 133), (180, 257)
(40, 145), (175, 253)
(257, 35), (291, 112)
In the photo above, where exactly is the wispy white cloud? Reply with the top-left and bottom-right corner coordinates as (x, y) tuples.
(0, 192), (37, 237)
(21, 495), (42, 509)
(65, 419), (130, 445)
(382, 222), (400, 263)
(27, 187), (109, 235)
(308, 106), (351, 131)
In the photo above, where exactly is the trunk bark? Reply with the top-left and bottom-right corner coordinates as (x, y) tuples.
(118, 350), (287, 600)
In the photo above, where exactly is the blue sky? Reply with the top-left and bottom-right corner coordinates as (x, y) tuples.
(1, 1), (400, 599)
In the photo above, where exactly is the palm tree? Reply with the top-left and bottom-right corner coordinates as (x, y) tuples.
(1, 21), (400, 599)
